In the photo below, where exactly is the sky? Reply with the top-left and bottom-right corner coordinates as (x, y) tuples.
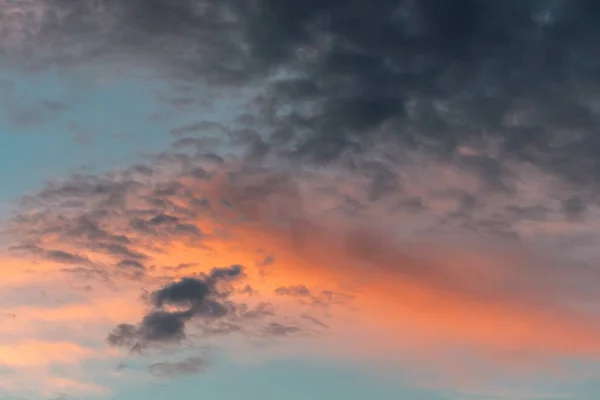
(1, 1), (600, 399)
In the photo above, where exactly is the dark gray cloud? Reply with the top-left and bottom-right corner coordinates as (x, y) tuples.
(263, 322), (302, 337)
(237, 302), (276, 320)
(3, 161), (227, 276)
(107, 264), (324, 352)
(170, 121), (227, 137)
(30, 0), (591, 189)
(107, 323), (140, 348)
(148, 356), (210, 378)
(137, 311), (189, 344)
(274, 285), (355, 310)
(148, 214), (179, 225)
(117, 259), (146, 270)
(44, 249), (89, 264)
(21, 174), (140, 206)
(2, 0), (251, 83)
(93, 242), (148, 260)
(256, 255), (274, 267)
(563, 195), (586, 220)
(301, 315), (329, 329)
(5, 0), (600, 192)
(232, 0), (600, 188)
(152, 278), (212, 308)
(9, 244), (90, 265)
(107, 265), (244, 349)
(274, 285), (311, 297)
(64, 216), (131, 244)
(206, 264), (243, 283)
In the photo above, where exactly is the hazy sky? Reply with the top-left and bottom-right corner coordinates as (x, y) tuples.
(1, 1), (600, 399)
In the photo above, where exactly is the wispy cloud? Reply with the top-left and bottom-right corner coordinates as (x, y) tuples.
(148, 356), (210, 378)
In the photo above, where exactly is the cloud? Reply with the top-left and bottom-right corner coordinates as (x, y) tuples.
(4, 1), (598, 181)
(0, 339), (111, 397)
(9, 244), (90, 265)
(562, 195), (586, 220)
(0, 341), (96, 368)
(117, 259), (146, 270)
(262, 322), (302, 337)
(27, 0), (593, 191)
(6, 152), (600, 359)
(3, 2), (600, 397)
(274, 285), (311, 297)
(107, 265), (244, 349)
(4, 150), (600, 398)
(148, 356), (209, 378)
(0, 254), (148, 397)
(1, 0), (599, 187)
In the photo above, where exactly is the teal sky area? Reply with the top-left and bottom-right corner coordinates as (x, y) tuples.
(0, 67), (245, 204)
(113, 359), (443, 400)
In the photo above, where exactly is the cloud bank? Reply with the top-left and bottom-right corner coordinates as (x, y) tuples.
(2, 0), (600, 398)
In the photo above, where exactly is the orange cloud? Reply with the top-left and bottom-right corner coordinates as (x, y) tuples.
(0, 341), (98, 367)
(4, 157), (600, 396)
(269, 227), (600, 355)
(0, 338), (111, 397)
(0, 255), (142, 397)
(117, 212), (600, 371)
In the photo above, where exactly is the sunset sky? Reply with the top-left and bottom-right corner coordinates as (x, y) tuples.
(1, 1), (600, 399)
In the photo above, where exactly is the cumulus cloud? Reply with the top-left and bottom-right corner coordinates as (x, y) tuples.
(107, 265), (244, 349)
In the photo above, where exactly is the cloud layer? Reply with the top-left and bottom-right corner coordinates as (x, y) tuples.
(2, 0), (600, 399)
(3, 1), (600, 183)
(3, 149), (600, 396)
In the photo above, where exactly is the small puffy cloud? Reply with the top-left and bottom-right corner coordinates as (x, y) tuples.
(107, 265), (244, 349)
